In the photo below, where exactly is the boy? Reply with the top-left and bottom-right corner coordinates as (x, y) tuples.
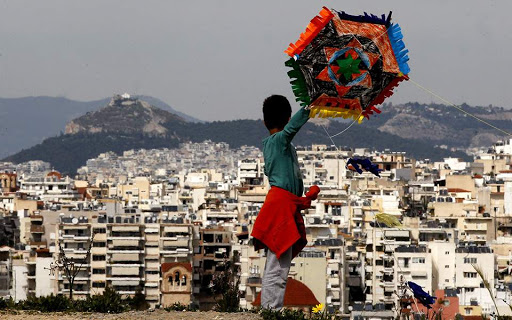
(251, 95), (320, 309)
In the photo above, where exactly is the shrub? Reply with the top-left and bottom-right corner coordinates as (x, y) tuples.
(125, 287), (149, 311)
(77, 286), (127, 313)
(164, 302), (189, 311)
(260, 308), (307, 320)
(209, 252), (241, 312)
(19, 294), (71, 312)
(0, 297), (16, 310)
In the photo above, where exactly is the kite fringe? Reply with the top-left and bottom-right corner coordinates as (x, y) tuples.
(285, 58), (311, 107)
(387, 23), (410, 75)
(337, 11), (389, 26)
(310, 106), (363, 122)
(370, 75), (408, 109)
(361, 106), (382, 120)
(284, 7), (334, 57)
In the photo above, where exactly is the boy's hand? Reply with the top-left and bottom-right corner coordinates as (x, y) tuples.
(305, 185), (320, 200)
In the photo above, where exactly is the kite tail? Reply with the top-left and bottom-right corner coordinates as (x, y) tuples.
(285, 58), (311, 107)
(387, 23), (410, 75)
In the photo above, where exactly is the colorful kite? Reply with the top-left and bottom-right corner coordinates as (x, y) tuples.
(284, 7), (410, 122)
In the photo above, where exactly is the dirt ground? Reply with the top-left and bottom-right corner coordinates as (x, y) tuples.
(0, 310), (263, 320)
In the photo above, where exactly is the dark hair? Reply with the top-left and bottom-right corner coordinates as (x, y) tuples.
(262, 95), (292, 131)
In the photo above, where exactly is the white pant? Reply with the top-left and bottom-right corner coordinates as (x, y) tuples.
(261, 247), (293, 309)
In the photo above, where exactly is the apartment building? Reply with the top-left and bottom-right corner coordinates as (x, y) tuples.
(364, 228), (432, 310)
(53, 211), (193, 307)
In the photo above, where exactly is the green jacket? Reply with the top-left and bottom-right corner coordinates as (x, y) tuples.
(262, 107), (310, 197)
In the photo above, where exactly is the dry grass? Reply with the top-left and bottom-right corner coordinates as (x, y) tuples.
(0, 309), (263, 320)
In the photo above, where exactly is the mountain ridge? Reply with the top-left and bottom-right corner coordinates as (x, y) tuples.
(4, 98), (512, 174)
(0, 95), (200, 158)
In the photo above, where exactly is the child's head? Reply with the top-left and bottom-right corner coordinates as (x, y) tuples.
(262, 95), (292, 131)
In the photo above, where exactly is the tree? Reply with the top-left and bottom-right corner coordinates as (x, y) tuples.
(209, 251), (241, 312)
(47, 232), (95, 300)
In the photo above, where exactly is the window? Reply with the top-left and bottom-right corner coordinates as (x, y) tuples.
(445, 251), (450, 255)
(146, 270), (159, 274)
(92, 255), (105, 261)
(464, 272), (477, 278)
(92, 268), (105, 274)
(93, 242), (106, 247)
(412, 257), (425, 264)
(445, 265), (449, 268)
(93, 228), (106, 234)
(181, 275), (187, 286)
(174, 271), (180, 283)
(92, 282), (105, 288)
(464, 257), (477, 264)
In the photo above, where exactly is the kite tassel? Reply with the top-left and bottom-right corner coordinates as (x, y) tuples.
(285, 58), (311, 107)
(284, 7), (334, 57)
(387, 23), (411, 75)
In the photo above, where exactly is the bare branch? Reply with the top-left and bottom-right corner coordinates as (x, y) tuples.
(73, 232), (95, 278)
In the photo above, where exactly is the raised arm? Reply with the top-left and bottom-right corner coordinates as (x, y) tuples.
(277, 107), (310, 143)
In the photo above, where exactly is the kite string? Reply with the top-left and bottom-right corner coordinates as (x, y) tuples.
(407, 78), (512, 136)
(330, 111), (363, 138)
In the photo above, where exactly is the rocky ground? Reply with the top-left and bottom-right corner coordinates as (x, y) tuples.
(0, 310), (263, 320)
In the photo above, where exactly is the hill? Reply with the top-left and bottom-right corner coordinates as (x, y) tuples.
(363, 102), (512, 148)
(5, 117), (469, 174)
(0, 95), (199, 158)
(65, 95), (186, 136)
(7, 97), (512, 174)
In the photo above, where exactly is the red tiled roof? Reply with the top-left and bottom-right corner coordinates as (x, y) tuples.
(447, 188), (471, 193)
(499, 170), (512, 174)
(47, 171), (62, 179)
(161, 262), (192, 273)
(252, 278), (320, 307)
(410, 289), (460, 319)
(473, 174), (483, 178)
(464, 316), (485, 320)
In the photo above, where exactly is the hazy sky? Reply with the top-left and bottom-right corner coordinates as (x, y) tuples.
(0, 0), (510, 121)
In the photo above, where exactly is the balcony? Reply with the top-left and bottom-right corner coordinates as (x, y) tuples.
(29, 241), (46, 247)
(465, 223), (487, 231)
(30, 225), (45, 233)
(246, 277), (262, 287)
(328, 277), (340, 287)
(380, 281), (395, 288)
(381, 267), (394, 274)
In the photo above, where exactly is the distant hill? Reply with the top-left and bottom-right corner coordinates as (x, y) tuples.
(363, 102), (512, 149)
(65, 95), (186, 136)
(0, 95), (200, 158)
(6, 97), (512, 174)
(4, 99), (470, 174)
